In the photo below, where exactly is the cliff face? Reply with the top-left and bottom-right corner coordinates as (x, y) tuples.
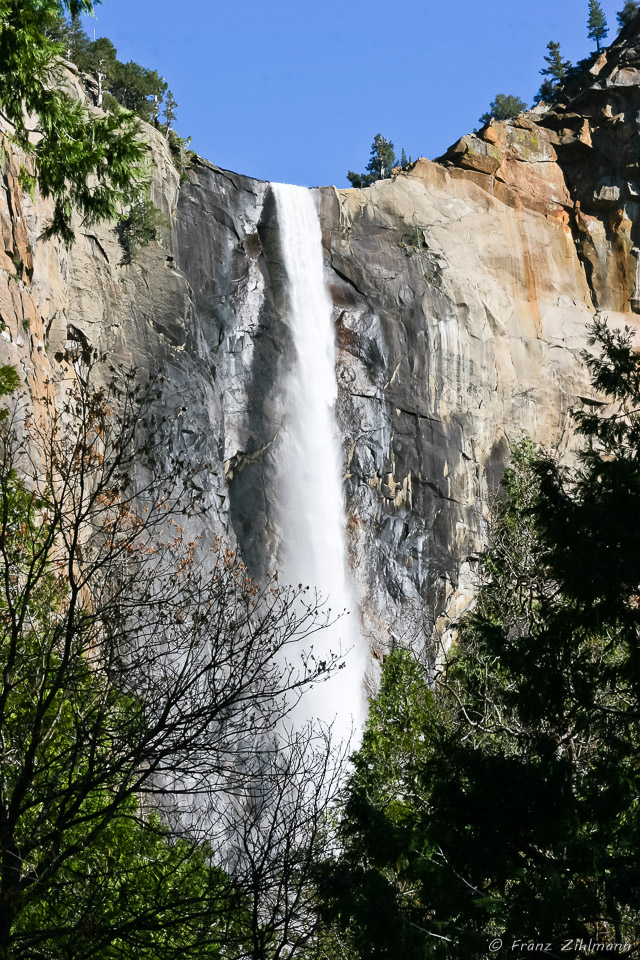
(4, 27), (640, 650)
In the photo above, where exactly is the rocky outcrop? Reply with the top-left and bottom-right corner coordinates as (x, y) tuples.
(5, 26), (640, 652)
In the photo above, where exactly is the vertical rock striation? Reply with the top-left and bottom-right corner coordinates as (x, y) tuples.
(5, 23), (640, 655)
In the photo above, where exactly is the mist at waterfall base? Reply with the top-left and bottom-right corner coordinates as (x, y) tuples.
(272, 183), (367, 744)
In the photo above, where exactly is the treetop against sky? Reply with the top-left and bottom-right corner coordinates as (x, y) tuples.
(82, 0), (630, 187)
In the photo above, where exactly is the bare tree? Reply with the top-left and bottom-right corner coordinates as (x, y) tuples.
(0, 362), (344, 958)
(218, 726), (348, 960)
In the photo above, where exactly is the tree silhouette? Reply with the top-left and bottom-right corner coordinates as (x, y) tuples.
(588, 0), (609, 51)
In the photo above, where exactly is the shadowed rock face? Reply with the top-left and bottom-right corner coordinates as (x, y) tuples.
(4, 25), (640, 652)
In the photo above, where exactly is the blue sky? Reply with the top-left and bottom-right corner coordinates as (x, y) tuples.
(82, 0), (626, 187)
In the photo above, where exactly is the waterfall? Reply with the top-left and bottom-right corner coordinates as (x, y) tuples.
(632, 247), (640, 314)
(272, 183), (367, 741)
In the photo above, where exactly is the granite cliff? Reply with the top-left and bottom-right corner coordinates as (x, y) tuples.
(3, 22), (640, 654)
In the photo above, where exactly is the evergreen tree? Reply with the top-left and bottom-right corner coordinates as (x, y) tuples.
(319, 319), (640, 956)
(534, 40), (571, 103)
(347, 133), (396, 188)
(534, 78), (557, 104)
(0, 0), (146, 243)
(617, 0), (640, 28)
(588, 0), (609, 51)
(88, 35), (119, 84)
(164, 88), (178, 134)
(540, 40), (571, 83)
(478, 93), (527, 126)
(400, 147), (412, 170)
(48, 12), (91, 67)
(109, 60), (167, 123)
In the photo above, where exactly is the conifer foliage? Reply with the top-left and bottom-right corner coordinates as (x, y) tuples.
(588, 0), (610, 51)
(535, 40), (571, 102)
(318, 320), (640, 957)
(0, 0), (146, 243)
(618, 0), (640, 29)
(347, 134), (397, 188)
(478, 93), (528, 126)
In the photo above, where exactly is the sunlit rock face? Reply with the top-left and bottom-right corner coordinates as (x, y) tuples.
(5, 20), (640, 653)
(317, 164), (593, 643)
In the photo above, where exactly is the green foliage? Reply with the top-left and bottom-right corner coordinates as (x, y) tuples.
(399, 226), (429, 257)
(0, 365), (21, 399)
(166, 128), (195, 180)
(540, 41), (571, 83)
(50, 13), (169, 123)
(0, 367), (345, 960)
(0, 440), (241, 957)
(164, 88), (178, 131)
(320, 322), (640, 956)
(535, 40), (571, 102)
(109, 60), (168, 123)
(618, 0), (640, 28)
(478, 93), (528, 126)
(46, 11), (90, 66)
(13, 797), (237, 958)
(588, 0), (609, 51)
(116, 196), (167, 263)
(50, 13), (188, 138)
(48, 14), (193, 180)
(0, 0), (147, 243)
(347, 133), (397, 188)
(317, 649), (438, 959)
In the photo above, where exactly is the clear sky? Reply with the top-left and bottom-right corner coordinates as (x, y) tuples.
(81, 0), (625, 187)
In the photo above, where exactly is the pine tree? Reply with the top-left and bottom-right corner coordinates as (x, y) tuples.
(320, 322), (640, 953)
(0, 1), (146, 243)
(399, 147), (412, 170)
(540, 40), (571, 83)
(65, 13), (90, 66)
(347, 133), (396, 188)
(164, 88), (178, 135)
(534, 78), (557, 104)
(588, 0), (609, 51)
(617, 0), (640, 28)
(367, 133), (395, 180)
(535, 40), (571, 103)
(478, 93), (527, 126)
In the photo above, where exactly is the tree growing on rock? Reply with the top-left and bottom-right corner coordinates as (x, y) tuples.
(534, 41), (571, 104)
(0, 1), (146, 243)
(618, 0), (640, 28)
(541, 40), (571, 82)
(588, 0), (609, 51)
(400, 147), (413, 170)
(347, 134), (397, 188)
(164, 89), (178, 134)
(478, 93), (527, 126)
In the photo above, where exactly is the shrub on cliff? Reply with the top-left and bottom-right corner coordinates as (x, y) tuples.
(116, 195), (167, 263)
(318, 320), (640, 956)
(478, 93), (528, 126)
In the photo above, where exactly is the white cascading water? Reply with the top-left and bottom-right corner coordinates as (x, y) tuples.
(272, 183), (367, 742)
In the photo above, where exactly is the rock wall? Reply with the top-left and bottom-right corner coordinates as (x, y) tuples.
(5, 27), (640, 652)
